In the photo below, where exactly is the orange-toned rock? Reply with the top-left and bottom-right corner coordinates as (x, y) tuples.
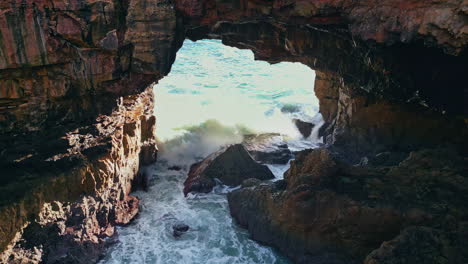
(0, 0), (181, 261)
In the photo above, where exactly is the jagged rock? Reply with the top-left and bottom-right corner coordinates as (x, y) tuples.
(0, 0), (178, 260)
(293, 119), (315, 138)
(183, 144), (274, 196)
(177, 0), (468, 55)
(228, 147), (468, 263)
(242, 133), (293, 164)
(0, 89), (156, 264)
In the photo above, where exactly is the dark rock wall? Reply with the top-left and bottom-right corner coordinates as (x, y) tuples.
(228, 148), (468, 263)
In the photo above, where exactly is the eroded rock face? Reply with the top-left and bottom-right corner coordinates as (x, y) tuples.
(0, 0), (183, 262)
(177, 0), (468, 55)
(184, 144), (274, 196)
(0, 0), (182, 134)
(0, 0), (467, 262)
(228, 147), (468, 263)
(0, 88), (159, 263)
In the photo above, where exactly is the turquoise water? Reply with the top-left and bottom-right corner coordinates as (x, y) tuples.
(100, 40), (321, 264)
(155, 39), (321, 143)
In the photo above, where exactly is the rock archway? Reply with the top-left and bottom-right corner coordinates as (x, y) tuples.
(0, 0), (466, 263)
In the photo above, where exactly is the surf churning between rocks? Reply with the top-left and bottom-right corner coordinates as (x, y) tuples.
(100, 39), (323, 264)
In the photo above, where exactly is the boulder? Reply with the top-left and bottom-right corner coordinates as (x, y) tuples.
(183, 144), (274, 196)
(172, 222), (190, 237)
(293, 119), (315, 138)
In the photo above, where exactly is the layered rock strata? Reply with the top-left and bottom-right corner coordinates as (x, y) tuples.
(0, 0), (183, 262)
(1, 87), (159, 263)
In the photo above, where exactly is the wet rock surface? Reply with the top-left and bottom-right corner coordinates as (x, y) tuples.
(228, 147), (468, 263)
(241, 178), (262, 188)
(184, 144), (274, 196)
(172, 223), (190, 237)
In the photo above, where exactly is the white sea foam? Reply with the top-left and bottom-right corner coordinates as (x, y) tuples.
(100, 164), (290, 264)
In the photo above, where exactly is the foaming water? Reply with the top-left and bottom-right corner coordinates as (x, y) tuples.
(101, 39), (322, 264)
(155, 39), (321, 143)
(100, 162), (290, 264)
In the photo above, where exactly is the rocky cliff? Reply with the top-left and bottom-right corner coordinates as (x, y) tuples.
(0, 0), (183, 262)
(0, 0), (467, 263)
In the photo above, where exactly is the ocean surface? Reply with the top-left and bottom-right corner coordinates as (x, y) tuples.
(100, 39), (322, 264)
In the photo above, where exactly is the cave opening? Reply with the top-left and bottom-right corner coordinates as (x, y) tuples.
(154, 39), (323, 156)
(100, 39), (323, 263)
(1, 0), (468, 263)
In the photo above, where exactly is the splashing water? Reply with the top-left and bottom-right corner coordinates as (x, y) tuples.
(100, 39), (322, 264)
(100, 162), (291, 264)
(154, 39), (321, 143)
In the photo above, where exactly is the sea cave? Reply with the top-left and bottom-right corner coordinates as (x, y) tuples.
(0, 1), (467, 264)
